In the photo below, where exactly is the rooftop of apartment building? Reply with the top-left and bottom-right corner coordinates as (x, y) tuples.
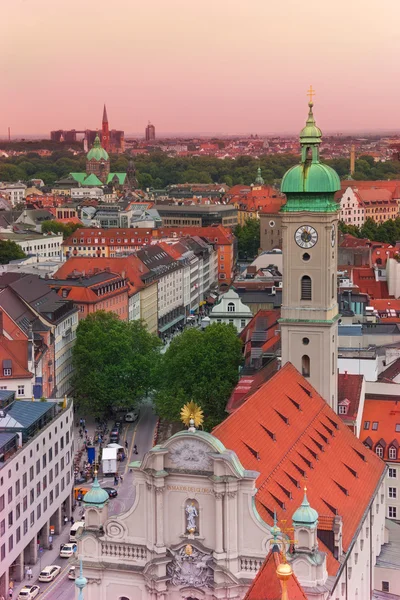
(0, 397), (60, 465)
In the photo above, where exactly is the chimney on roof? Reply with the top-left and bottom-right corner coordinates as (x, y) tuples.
(344, 370), (348, 379)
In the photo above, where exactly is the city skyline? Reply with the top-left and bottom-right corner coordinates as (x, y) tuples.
(1, 0), (399, 136)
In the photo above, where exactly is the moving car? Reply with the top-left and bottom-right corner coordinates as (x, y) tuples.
(102, 487), (118, 498)
(109, 429), (120, 443)
(68, 566), (76, 580)
(38, 564), (62, 582)
(114, 421), (123, 431)
(125, 410), (139, 422)
(18, 586), (40, 600)
(59, 543), (77, 558)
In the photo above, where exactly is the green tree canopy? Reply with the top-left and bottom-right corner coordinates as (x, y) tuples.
(234, 219), (261, 259)
(0, 240), (26, 264)
(41, 220), (83, 239)
(72, 312), (161, 417)
(155, 323), (243, 430)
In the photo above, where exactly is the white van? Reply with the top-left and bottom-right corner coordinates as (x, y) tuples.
(69, 521), (85, 542)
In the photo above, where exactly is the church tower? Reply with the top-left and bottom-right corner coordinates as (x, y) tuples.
(279, 91), (340, 412)
(102, 104), (110, 152)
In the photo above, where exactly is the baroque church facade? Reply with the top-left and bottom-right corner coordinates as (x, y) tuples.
(77, 101), (388, 600)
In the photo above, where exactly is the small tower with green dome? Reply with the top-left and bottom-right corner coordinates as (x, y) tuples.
(86, 133), (110, 183)
(83, 471), (109, 530)
(254, 166), (265, 186)
(279, 92), (340, 412)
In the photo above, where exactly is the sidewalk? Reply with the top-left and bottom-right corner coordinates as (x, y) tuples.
(12, 512), (76, 599)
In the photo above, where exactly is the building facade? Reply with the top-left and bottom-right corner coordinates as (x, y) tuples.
(338, 186), (365, 226)
(209, 288), (253, 332)
(279, 101), (340, 412)
(145, 122), (156, 141)
(0, 398), (74, 596)
(0, 232), (63, 260)
(0, 182), (26, 206)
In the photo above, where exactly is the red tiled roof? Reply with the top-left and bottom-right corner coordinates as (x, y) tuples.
(357, 189), (394, 202)
(54, 257), (150, 294)
(351, 268), (390, 298)
(54, 217), (83, 225)
(226, 359), (279, 413)
(213, 363), (385, 577)
(338, 374), (364, 420)
(378, 357), (400, 383)
(155, 225), (234, 246)
(369, 299), (400, 311)
(244, 548), (307, 600)
(0, 336), (32, 379)
(339, 234), (370, 248)
(360, 399), (400, 463)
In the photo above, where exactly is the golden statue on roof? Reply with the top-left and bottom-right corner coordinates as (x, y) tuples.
(180, 401), (204, 429)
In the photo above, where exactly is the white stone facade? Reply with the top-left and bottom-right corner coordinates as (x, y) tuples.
(209, 288), (253, 332)
(0, 401), (74, 595)
(0, 182), (26, 206)
(78, 430), (274, 600)
(339, 187), (365, 226)
(54, 310), (78, 396)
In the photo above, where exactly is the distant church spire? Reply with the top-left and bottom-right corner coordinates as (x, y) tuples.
(102, 103), (108, 124)
(102, 104), (110, 152)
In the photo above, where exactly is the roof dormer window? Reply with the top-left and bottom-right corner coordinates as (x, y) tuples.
(376, 445), (384, 458)
(338, 404), (347, 415)
(389, 446), (398, 460)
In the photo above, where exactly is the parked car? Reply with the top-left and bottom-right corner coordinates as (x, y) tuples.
(68, 566), (76, 580)
(38, 565), (61, 582)
(18, 586), (40, 600)
(125, 411), (139, 422)
(59, 543), (77, 558)
(102, 487), (118, 498)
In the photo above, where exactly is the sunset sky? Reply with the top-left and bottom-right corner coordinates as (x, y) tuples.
(1, 0), (399, 136)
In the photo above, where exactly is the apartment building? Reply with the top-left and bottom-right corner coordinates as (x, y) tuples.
(0, 232), (63, 260)
(0, 274), (78, 397)
(0, 395), (74, 596)
(0, 182), (26, 207)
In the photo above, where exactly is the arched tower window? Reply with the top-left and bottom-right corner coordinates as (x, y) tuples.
(301, 276), (312, 301)
(302, 355), (310, 378)
(227, 302), (235, 312)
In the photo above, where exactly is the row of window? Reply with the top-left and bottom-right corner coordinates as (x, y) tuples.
(364, 421), (400, 433)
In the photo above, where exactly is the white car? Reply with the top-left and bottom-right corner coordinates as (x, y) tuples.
(68, 566), (76, 580)
(18, 585), (40, 600)
(59, 542), (77, 558)
(125, 411), (138, 422)
(38, 564), (62, 582)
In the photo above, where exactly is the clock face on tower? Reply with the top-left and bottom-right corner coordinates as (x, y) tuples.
(331, 224), (336, 247)
(294, 225), (318, 249)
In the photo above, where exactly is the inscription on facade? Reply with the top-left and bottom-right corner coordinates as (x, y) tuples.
(167, 485), (212, 494)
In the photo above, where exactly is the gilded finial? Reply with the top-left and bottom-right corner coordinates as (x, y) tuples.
(307, 85), (315, 104)
(180, 401), (204, 430)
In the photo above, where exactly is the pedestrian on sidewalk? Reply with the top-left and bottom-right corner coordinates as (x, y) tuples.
(27, 567), (32, 580)
(114, 475), (118, 486)
(8, 587), (12, 599)
(120, 474), (123, 483)
(124, 440), (128, 450)
(70, 516), (74, 525)
(134, 444), (138, 454)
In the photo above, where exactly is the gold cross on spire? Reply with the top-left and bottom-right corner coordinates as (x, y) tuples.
(307, 85), (316, 103)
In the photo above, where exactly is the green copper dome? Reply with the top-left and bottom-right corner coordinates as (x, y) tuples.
(83, 476), (109, 507)
(87, 134), (109, 162)
(281, 101), (340, 212)
(292, 489), (318, 528)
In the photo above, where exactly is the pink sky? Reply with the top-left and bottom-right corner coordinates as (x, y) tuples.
(1, 0), (399, 136)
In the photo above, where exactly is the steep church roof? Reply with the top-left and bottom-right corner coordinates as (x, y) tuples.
(213, 363), (386, 577)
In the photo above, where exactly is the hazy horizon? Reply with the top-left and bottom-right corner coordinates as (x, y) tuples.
(1, 0), (399, 137)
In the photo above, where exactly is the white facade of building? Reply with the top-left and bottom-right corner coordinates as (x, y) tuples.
(0, 182), (26, 207)
(0, 400), (74, 596)
(158, 268), (184, 320)
(78, 427), (386, 600)
(71, 187), (104, 200)
(54, 310), (78, 396)
(2, 233), (64, 260)
(339, 186), (365, 226)
(128, 290), (141, 322)
(209, 288), (253, 332)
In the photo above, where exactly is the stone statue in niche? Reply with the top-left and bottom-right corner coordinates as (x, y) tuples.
(186, 500), (199, 533)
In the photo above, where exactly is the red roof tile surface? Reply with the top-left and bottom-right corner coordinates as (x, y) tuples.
(0, 336), (32, 379)
(338, 374), (364, 420)
(360, 398), (400, 463)
(244, 549), (307, 600)
(378, 358), (400, 383)
(213, 364), (385, 577)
